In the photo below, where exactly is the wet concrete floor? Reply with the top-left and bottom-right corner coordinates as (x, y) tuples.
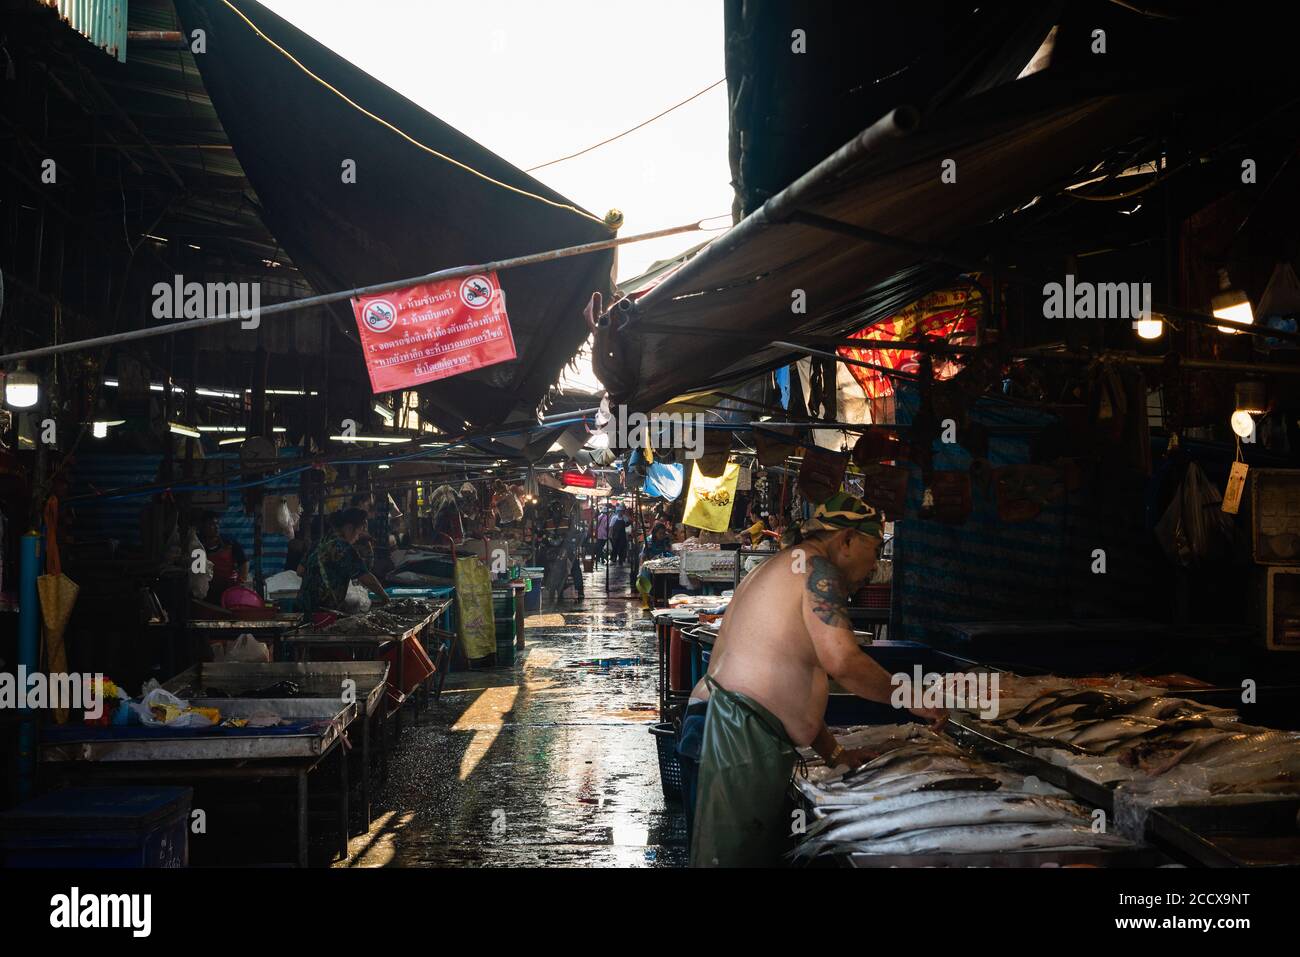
(338, 564), (688, 867)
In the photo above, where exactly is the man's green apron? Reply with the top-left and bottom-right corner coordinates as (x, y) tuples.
(690, 675), (798, 867)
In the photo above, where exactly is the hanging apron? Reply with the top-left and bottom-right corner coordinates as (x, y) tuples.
(690, 675), (798, 868)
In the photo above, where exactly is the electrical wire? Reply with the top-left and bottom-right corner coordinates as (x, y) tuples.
(218, 0), (609, 229)
(525, 79), (725, 172)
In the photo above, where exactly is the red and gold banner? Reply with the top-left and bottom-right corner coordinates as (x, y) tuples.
(839, 285), (982, 399)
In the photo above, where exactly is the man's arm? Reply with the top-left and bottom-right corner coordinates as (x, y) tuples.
(802, 555), (945, 725)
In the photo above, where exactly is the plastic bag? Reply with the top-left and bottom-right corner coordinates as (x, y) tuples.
(343, 581), (371, 614)
(186, 529), (213, 599)
(263, 495), (301, 537)
(130, 687), (217, 728)
(1155, 462), (1235, 566)
(227, 633), (272, 663)
(1256, 263), (1300, 351)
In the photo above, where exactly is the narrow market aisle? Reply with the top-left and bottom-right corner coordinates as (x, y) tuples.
(339, 564), (688, 867)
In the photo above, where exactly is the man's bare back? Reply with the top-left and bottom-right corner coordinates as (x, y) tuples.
(691, 540), (852, 745)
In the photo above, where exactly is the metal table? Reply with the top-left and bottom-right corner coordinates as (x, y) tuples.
(39, 698), (354, 867)
(279, 600), (450, 736)
(161, 661), (390, 830)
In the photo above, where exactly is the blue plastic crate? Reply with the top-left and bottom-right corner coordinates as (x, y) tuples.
(0, 787), (192, 868)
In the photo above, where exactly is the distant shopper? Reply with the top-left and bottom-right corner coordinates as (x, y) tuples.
(609, 506), (629, 564)
(595, 506), (611, 564)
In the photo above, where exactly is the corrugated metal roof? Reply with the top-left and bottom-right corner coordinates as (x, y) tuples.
(41, 0), (128, 63)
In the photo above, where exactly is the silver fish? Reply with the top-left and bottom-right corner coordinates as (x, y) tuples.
(811, 794), (1091, 846)
(841, 822), (1132, 856)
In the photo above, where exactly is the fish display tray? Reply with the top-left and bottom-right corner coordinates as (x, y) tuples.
(185, 614), (304, 631)
(284, 600), (449, 644)
(1146, 798), (1300, 867)
(161, 662), (389, 717)
(845, 847), (1170, 868)
(945, 718), (1119, 816)
(39, 699), (352, 763)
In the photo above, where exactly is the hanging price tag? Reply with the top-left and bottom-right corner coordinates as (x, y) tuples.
(1222, 460), (1249, 515)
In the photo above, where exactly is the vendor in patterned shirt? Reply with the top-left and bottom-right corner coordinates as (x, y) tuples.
(297, 507), (389, 614)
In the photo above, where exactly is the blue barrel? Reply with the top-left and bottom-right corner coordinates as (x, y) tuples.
(0, 787), (192, 868)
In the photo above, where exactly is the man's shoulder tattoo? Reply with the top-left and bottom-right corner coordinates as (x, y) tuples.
(805, 556), (850, 628)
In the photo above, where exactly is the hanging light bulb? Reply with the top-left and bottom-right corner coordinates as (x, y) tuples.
(1212, 268), (1254, 334)
(4, 362), (39, 409)
(1135, 315), (1164, 340)
(1231, 410), (1255, 439)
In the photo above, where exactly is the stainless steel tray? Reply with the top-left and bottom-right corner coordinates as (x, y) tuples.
(1146, 798), (1300, 867)
(162, 661), (389, 717)
(39, 699), (352, 763)
(283, 601), (448, 644)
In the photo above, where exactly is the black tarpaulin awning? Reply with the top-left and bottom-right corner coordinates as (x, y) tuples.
(173, 0), (614, 430)
(596, 73), (1172, 412)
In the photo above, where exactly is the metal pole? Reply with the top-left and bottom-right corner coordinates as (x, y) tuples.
(18, 531), (40, 802)
(0, 221), (711, 364)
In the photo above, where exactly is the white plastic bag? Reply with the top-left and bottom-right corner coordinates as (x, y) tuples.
(227, 633), (271, 663)
(130, 687), (216, 728)
(263, 495), (301, 537)
(343, 582), (372, 614)
(185, 529), (213, 600)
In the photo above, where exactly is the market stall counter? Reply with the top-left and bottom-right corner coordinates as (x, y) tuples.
(38, 697), (354, 867)
(939, 670), (1300, 868)
(277, 597), (451, 739)
(161, 661), (390, 831)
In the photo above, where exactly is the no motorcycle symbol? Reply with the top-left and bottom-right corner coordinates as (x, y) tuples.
(460, 275), (495, 309)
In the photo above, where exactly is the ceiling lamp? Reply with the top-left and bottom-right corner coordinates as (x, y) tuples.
(1135, 315), (1164, 340)
(4, 363), (39, 409)
(1212, 269), (1254, 334)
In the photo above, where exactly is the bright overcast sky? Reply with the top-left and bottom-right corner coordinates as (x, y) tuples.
(262, 0), (733, 283)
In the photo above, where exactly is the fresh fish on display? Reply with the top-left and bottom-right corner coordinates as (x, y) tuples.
(803, 794), (1092, 846)
(1013, 690), (1135, 727)
(831, 823), (1131, 857)
(801, 770), (1016, 806)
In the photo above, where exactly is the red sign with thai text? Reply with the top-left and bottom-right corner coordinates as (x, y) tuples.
(351, 272), (516, 394)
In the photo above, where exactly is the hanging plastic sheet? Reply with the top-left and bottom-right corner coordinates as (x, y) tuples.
(643, 462), (685, 501)
(454, 557), (497, 659)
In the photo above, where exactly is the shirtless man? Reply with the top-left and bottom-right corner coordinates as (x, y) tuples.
(685, 492), (945, 867)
